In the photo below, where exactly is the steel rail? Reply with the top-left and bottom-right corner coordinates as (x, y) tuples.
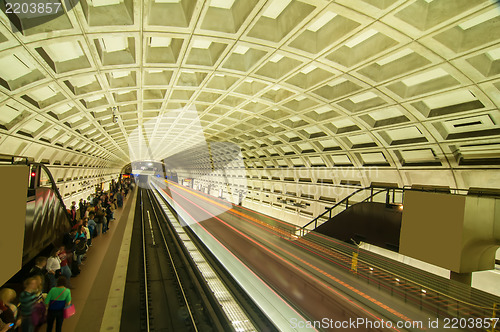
(146, 188), (199, 332)
(140, 190), (151, 332)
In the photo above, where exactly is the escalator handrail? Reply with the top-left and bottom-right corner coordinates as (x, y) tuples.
(30, 162), (75, 226)
(300, 186), (373, 231)
(300, 184), (499, 233)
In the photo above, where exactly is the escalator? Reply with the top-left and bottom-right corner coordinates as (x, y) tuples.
(314, 201), (402, 251)
(0, 158), (73, 286)
(24, 162), (73, 263)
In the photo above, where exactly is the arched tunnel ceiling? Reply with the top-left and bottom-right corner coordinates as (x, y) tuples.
(0, 0), (499, 174)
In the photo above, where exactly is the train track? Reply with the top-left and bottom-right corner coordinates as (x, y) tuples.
(129, 187), (230, 331)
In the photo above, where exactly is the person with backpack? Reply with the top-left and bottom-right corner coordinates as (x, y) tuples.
(105, 204), (113, 229)
(44, 277), (71, 332)
(94, 204), (104, 235)
(74, 226), (87, 266)
(86, 216), (96, 246)
(19, 277), (42, 332)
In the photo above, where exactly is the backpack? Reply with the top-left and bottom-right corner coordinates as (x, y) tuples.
(75, 239), (87, 255)
(95, 208), (104, 223)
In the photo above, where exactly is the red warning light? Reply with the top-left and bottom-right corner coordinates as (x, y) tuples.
(31, 172), (36, 177)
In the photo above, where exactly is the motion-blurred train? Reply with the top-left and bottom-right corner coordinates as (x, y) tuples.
(130, 160), (178, 184)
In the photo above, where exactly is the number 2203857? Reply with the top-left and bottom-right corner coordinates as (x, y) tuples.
(443, 317), (498, 329)
(5, 2), (62, 15)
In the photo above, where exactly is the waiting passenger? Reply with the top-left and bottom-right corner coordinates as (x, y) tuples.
(87, 213), (97, 244)
(44, 277), (71, 332)
(27, 257), (47, 292)
(82, 219), (91, 252)
(57, 247), (72, 288)
(78, 199), (85, 220)
(105, 204), (113, 225)
(74, 225), (87, 266)
(46, 249), (61, 290)
(116, 191), (123, 208)
(29, 275), (46, 332)
(83, 201), (90, 219)
(69, 204), (76, 224)
(0, 288), (21, 329)
(63, 229), (77, 254)
(19, 277), (42, 332)
(95, 203), (106, 233)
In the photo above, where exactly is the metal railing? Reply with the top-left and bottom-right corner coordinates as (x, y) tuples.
(252, 213), (500, 332)
(298, 186), (399, 236)
(298, 184), (500, 237)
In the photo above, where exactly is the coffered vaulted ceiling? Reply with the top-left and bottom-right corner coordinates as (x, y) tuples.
(0, 0), (499, 173)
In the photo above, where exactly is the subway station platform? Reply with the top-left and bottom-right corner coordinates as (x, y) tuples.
(59, 189), (137, 332)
